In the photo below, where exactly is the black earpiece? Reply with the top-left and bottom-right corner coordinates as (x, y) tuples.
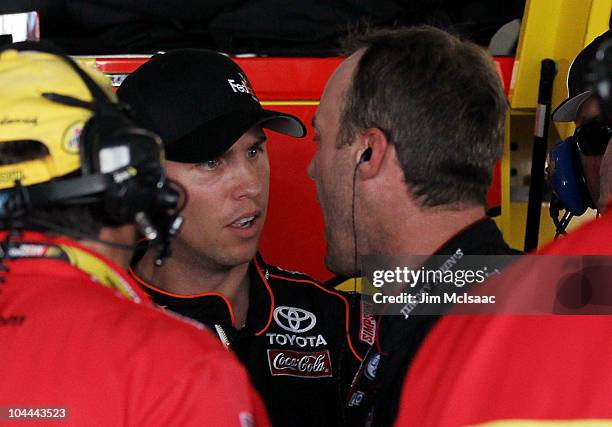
(359, 147), (372, 164)
(350, 146), (372, 290)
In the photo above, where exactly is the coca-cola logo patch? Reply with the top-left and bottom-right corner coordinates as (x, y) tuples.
(267, 349), (333, 378)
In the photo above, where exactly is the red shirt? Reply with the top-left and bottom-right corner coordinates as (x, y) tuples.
(0, 232), (269, 426)
(395, 213), (612, 426)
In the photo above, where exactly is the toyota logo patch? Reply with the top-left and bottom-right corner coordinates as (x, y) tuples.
(273, 306), (317, 333)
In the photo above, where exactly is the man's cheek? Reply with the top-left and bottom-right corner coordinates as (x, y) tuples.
(599, 140), (612, 210)
(580, 154), (603, 204)
(600, 176), (611, 211)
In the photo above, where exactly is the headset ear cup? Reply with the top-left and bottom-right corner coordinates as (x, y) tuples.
(104, 178), (138, 224)
(79, 109), (174, 233)
(104, 170), (169, 228)
(549, 137), (591, 216)
(572, 146), (597, 210)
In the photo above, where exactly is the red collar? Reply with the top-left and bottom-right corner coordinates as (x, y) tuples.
(0, 230), (151, 304)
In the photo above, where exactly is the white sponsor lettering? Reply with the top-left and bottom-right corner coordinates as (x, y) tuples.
(228, 79), (251, 94)
(365, 353), (381, 380)
(266, 332), (328, 348)
(272, 353), (327, 374)
(360, 301), (376, 345)
(348, 391), (365, 407)
(7, 244), (46, 257)
(268, 349), (332, 378)
(112, 169), (133, 184)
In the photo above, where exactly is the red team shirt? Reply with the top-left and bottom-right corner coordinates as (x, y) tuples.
(0, 232), (269, 427)
(395, 212), (612, 426)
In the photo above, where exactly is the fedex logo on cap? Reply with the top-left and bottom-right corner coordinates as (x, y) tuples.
(227, 73), (258, 101)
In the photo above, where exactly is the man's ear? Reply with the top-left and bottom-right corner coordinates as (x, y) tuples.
(356, 127), (388, 180)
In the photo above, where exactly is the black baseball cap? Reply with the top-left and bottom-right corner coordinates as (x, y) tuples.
(118, 49), (306, 162)
(553, 30), (612, 122)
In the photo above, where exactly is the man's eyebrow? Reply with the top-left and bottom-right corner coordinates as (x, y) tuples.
(311, 115), (317, 130)
(219, 135), (266, 159)
(252, 135), (267, 146)
(223, 135), (267, 156)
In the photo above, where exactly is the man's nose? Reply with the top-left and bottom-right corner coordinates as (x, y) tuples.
(232, 161), (263, 200)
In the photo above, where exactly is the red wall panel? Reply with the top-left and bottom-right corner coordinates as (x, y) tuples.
(95, 55), (509, 282)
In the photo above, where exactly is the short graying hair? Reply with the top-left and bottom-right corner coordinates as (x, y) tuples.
(340, 26), (507, 207)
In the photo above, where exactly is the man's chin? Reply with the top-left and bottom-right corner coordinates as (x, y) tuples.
(324, 250), (357, 277)
(228, 244), (259, 265)
(597, 193), (611, 213)
(203, 242), (259, 270)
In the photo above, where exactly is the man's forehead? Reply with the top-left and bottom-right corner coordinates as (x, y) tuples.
(225, 126), (266, 152)
(337, 52), (361, 77)
(323, 51), (363, 99)
(316, 50), (364, 126)
(576, 96), (601, 126)
(244, 124), (266, 139)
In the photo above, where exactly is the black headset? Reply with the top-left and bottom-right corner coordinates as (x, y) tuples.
(548, 38), (612, 236)
(0, 42), (184, 263)
(548, 135), (595, 236)
(347, 146), (373, 292)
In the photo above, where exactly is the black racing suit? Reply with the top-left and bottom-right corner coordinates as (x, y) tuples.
(344, 218), (522, 426)
(130, 253), (372, 427)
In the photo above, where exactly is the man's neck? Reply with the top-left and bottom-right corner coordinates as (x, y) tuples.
(79, 224), (136, 270)
(138, 251), (251, 329)
(367, 205), (487, 256)
(360, 150), (488, 257)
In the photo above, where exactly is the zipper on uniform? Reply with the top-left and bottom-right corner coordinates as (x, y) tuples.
(214, 324), (231, 349)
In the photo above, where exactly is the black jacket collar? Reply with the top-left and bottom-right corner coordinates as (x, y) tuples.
(131, 253), (274, 335)
(433, 217), (521, 256)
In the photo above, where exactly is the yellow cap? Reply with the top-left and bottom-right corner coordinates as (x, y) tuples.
(0, 49), (117, 189)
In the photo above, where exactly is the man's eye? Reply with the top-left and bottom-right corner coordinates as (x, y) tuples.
(200, 159), (220, 170)
(247, 145), (264, 159)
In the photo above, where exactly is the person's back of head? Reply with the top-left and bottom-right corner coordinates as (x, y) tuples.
(0, 44), (183, 263)
(340, 26), (507, 208)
